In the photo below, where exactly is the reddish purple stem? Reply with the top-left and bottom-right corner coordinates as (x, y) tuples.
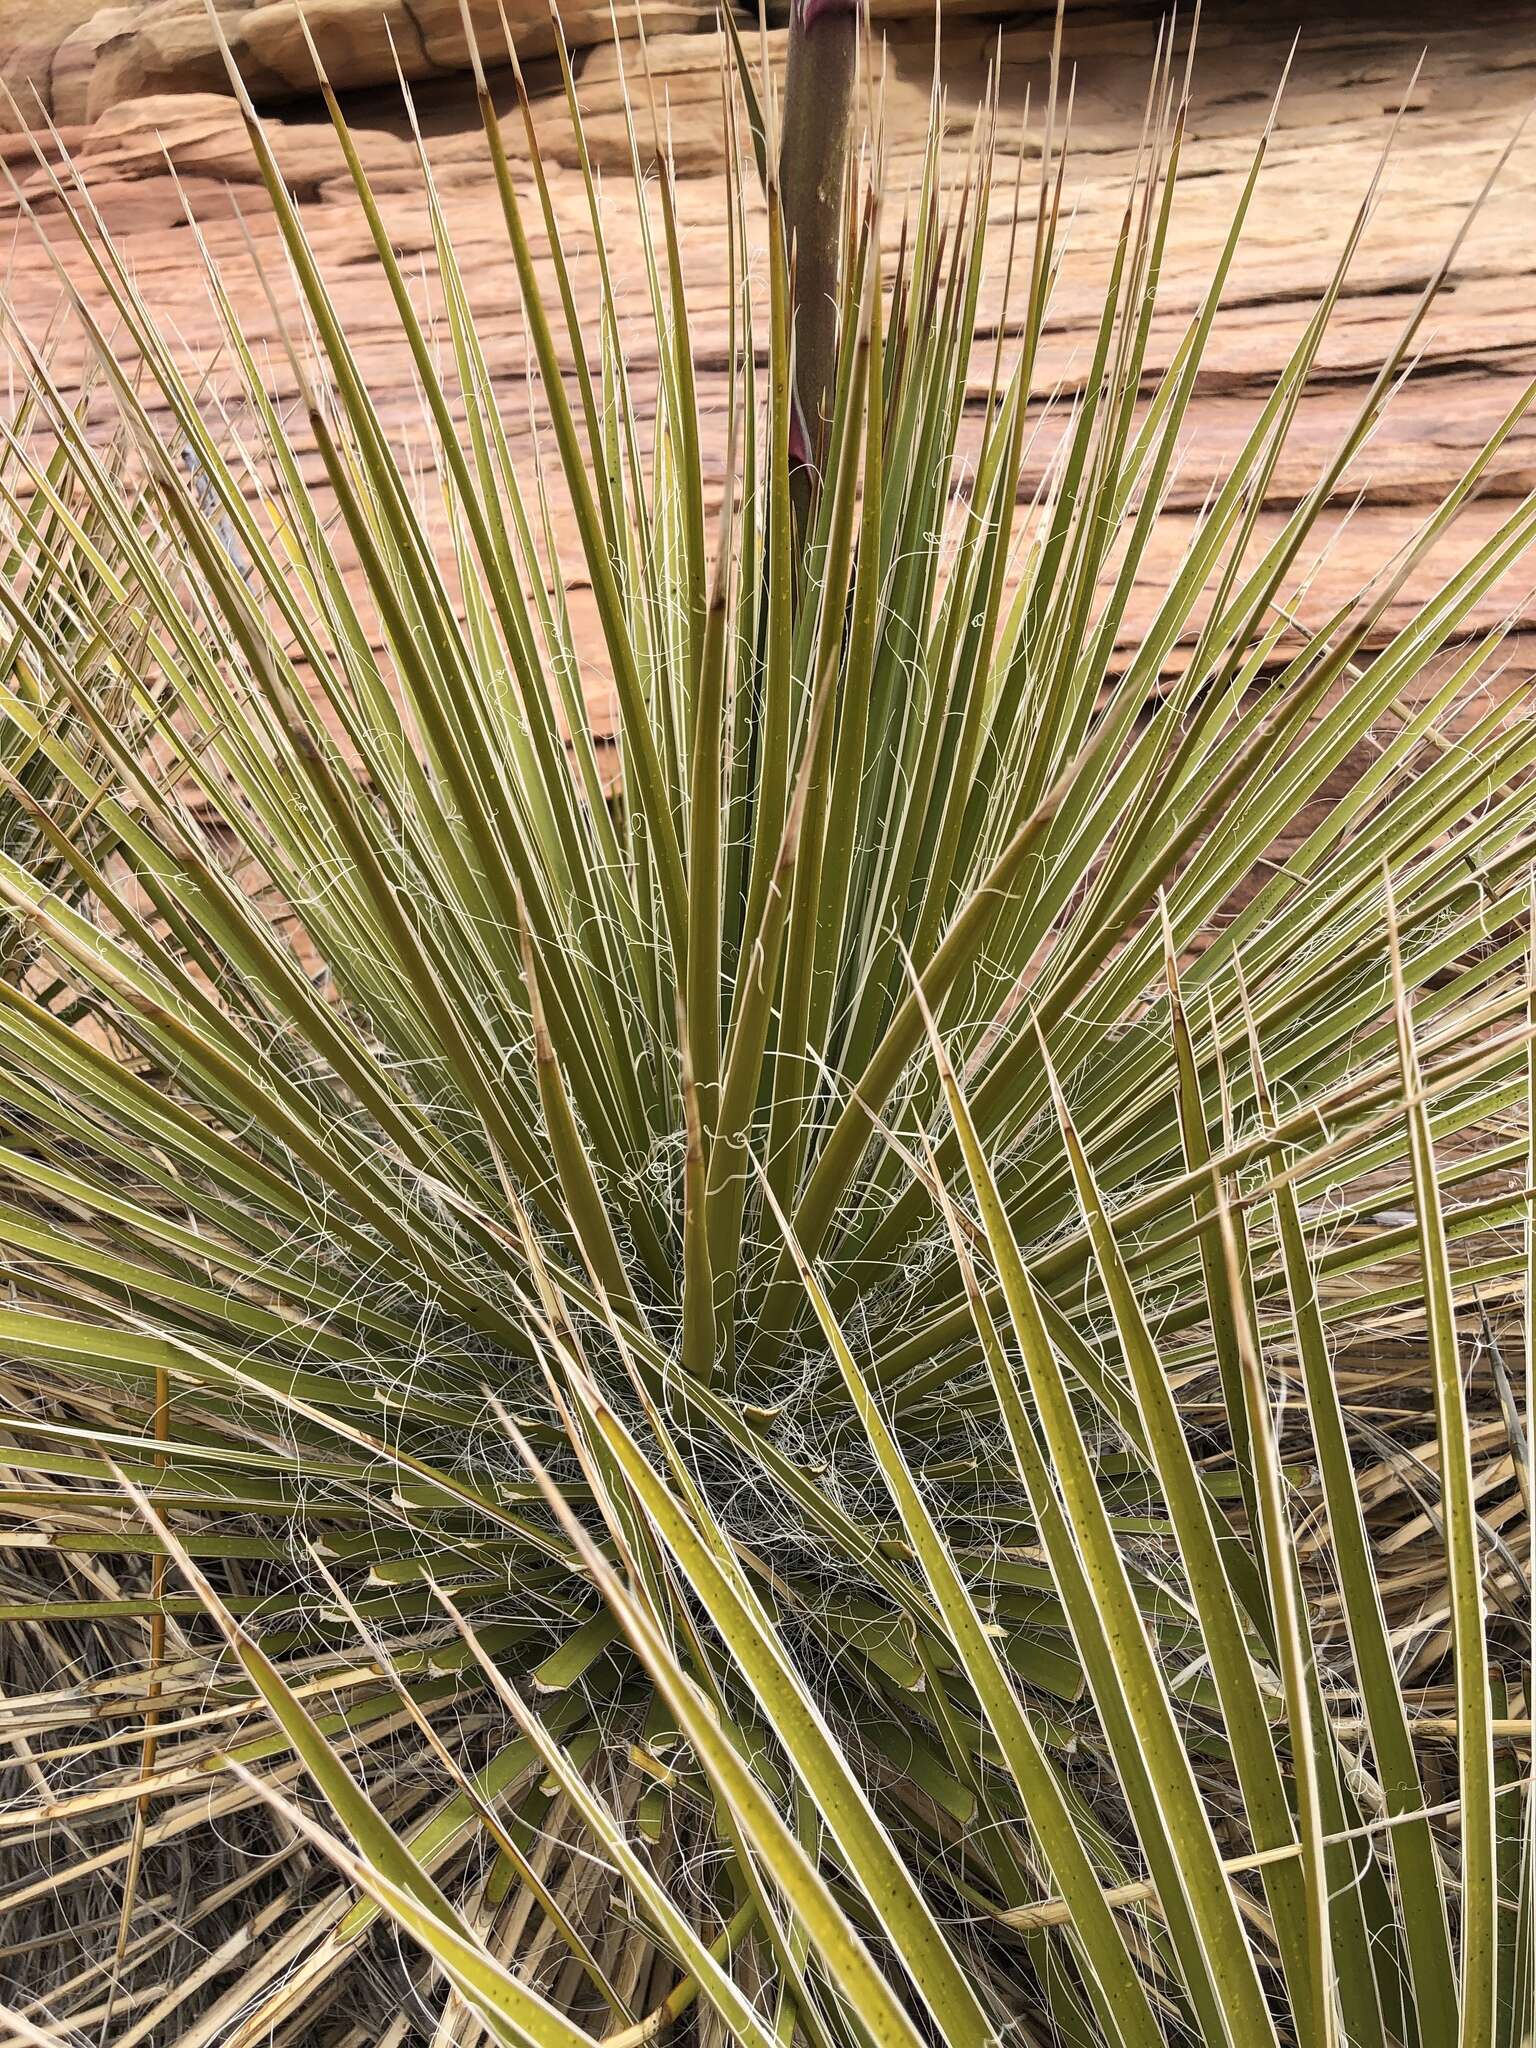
(796, 0), (860, 28)
(780, 0), (860, 471)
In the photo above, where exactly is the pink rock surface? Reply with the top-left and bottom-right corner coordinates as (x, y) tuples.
(2, 4), (1533, 776)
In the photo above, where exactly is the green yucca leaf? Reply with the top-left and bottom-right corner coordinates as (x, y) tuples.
(0, 7), (1529, 2043)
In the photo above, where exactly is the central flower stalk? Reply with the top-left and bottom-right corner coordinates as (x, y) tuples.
(779, 0), (861, 471)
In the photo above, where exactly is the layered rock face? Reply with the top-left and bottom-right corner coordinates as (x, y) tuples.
(0, 1), (708, 128)
(2, 0), (1020, 129)
(1, 0), (1533, 750)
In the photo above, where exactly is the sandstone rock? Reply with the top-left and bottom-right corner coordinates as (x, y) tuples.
(0, 0), (715, 130)
(1, 89), (414, 225)
(76, 90), (412, 192)
(4, 0), (1534, 717)
(553, 31), (764, 177)
(550, 25), (952, 178)
(0, 0), (101, 126)
(0, 124), (87, 171)
(0, 1), (1040, 132)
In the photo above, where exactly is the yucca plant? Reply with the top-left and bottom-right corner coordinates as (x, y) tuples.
(0, 3), (1531, 2041)
(0, 390), (157, 987)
